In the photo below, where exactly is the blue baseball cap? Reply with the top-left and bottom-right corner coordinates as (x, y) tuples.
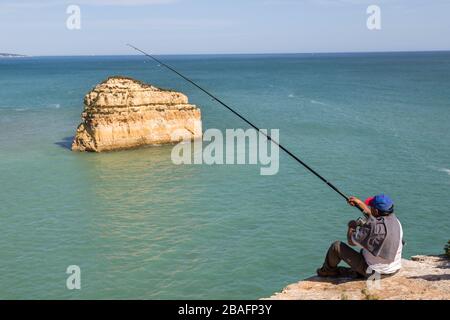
(365, 194), (394, 213)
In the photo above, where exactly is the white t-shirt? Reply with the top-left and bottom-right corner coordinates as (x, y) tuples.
(353, 220), (403, 274)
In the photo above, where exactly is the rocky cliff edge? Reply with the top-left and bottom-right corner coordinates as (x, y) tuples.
(266, 255), (449, 300)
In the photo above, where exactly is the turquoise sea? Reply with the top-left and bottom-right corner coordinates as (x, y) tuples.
(0, 52), (449, 299)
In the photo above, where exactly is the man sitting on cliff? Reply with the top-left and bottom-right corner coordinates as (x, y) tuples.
(316, 194), (403, 278)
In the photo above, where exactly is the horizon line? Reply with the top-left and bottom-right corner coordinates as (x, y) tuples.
(9, 49), (450, 58)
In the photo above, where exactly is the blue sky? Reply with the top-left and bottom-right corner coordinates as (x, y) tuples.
(1, 0), (450, 55)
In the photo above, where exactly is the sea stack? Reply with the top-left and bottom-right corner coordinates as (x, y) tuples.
(71, 76), (202, 152)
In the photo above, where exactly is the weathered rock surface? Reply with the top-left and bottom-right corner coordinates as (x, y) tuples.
(266, 255), (450, 300)
(72, 76), (202, 152)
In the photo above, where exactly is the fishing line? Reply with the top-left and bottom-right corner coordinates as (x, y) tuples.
(127, 44), (361, 210)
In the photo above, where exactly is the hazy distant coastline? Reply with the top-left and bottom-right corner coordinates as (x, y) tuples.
(0, 53), (28, 58)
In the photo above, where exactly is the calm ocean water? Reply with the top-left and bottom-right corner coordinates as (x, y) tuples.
(0, 52), (449, 299)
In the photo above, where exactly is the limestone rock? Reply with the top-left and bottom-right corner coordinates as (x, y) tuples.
(265, 255), (450, 300)
(71, 76), (202, 152)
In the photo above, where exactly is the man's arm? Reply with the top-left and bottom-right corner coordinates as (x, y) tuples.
(347, 196), (371, 215)
(347, 220), (357, 246)
(346, 196), (370, 247)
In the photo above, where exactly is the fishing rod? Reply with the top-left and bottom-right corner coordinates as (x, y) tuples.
(127, 44), (362, 211)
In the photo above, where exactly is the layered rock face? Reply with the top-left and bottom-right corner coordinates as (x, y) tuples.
(71, 76), (202, 152)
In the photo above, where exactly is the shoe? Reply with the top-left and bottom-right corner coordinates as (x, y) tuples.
(316, 267), (340, 277)
(336, 267), (358, 278)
